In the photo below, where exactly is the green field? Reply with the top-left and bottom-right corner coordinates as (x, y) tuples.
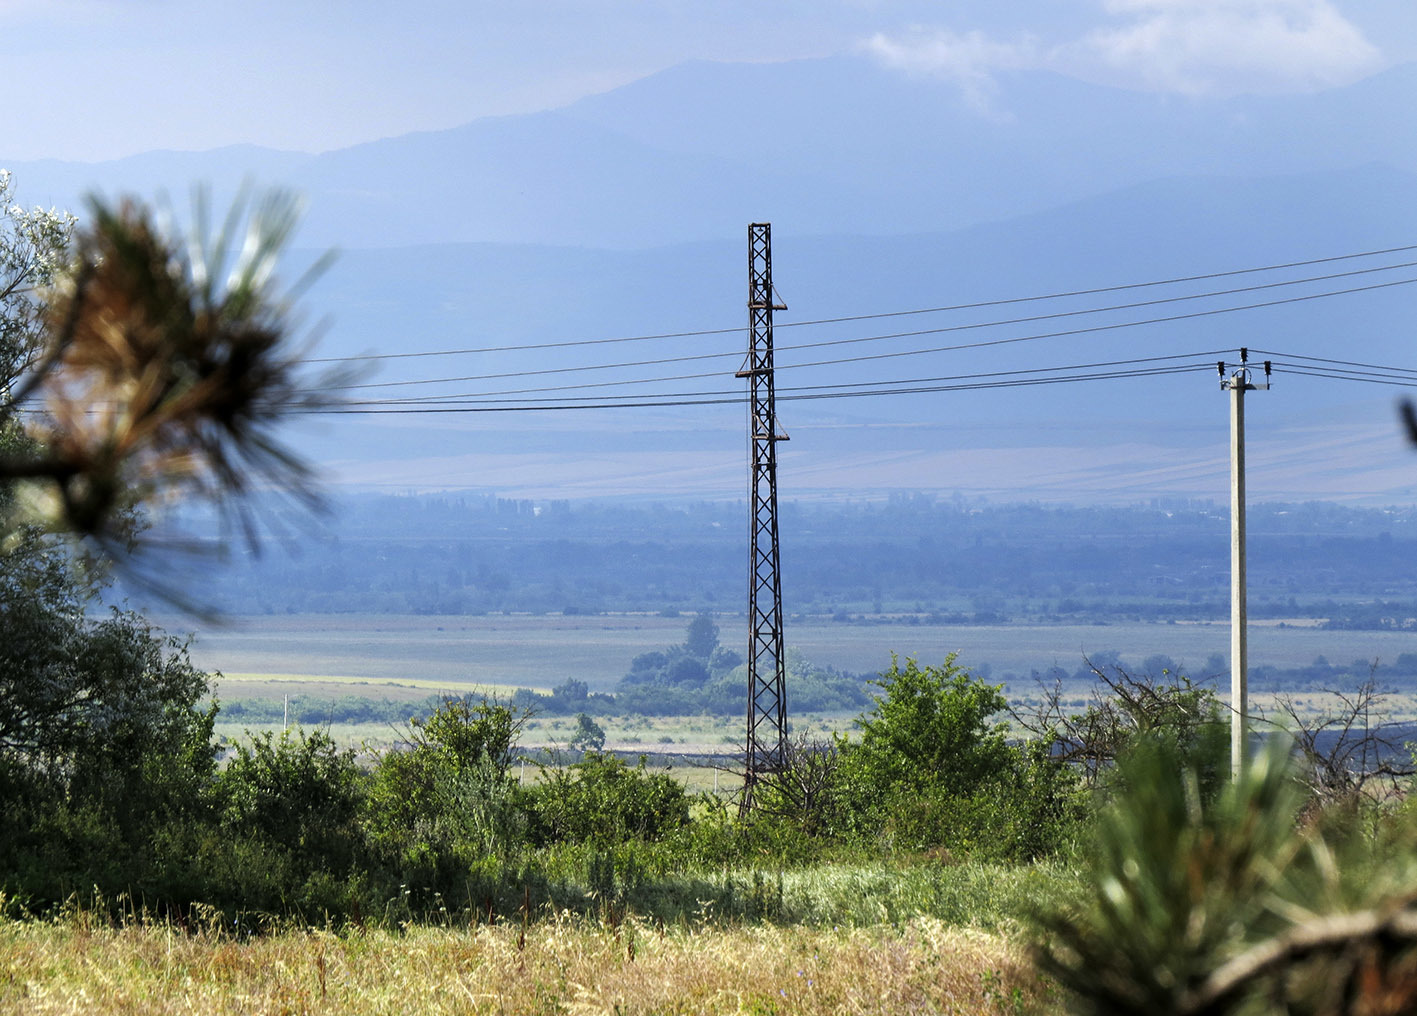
(173, 612), (1416, 693)
(213, 672), (534, 701)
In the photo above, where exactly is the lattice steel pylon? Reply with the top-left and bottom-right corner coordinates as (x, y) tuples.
(736, 222), (788, 812)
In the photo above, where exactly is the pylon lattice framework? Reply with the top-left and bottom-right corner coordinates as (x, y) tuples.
(738, 222), (788, 807)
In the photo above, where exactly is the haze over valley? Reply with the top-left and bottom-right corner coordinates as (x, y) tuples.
(9, 31), (1417, 507)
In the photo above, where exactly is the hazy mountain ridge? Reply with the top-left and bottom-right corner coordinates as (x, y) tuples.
(5, 55), (1415, 502)
(6, 54), (1416, 248)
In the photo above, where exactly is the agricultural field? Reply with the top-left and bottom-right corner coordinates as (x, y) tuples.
(175, 613), (1417, 693)
(186, 613), (1417, 752)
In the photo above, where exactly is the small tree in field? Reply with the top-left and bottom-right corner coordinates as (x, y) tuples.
(363, 697), (530, 873)
(820, 653), (1085, 857)
(1013, 659), (1225, 790)
(683, 611), (719, 660)
(834, 654), (1013, 846)
(569, 712), (606, 753)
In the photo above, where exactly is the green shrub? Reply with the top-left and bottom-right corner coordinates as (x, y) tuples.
(528, 753), (689, 845)
(663, 795), (830, 870)
(217, 727), (365, 874)
(363, 698), (532, 899)
(837, 654), (1009, 820)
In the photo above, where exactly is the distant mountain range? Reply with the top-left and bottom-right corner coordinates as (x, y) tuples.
(10, 53), (1417, 247)
(6, 54), (1417, 504)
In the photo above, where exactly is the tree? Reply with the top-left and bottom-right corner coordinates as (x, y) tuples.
(0, 174), (369, 909)
(665, 655), (710, 687)
(0, 170), (75, 394)
(751, 732), (848, 836)
(217, 727), (365, 874)
(528, 752), (689, 845)
(1268, 671), (1417, 811)
(0, 565), (221, 904)
(826, 654), (1083, 856)
(363, 697), (531, 875)
(569, 712), (606, 753)
(552, 678), (589, 704)
(1013, 659), (1225, 790)
(0, 415), (215, 820)
(684, 611), (719, 659)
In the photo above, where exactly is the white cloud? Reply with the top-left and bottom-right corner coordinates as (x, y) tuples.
(1077, 0), (1384, 94)
(863, 28), (1039, 112)
(864, 0), (1383, 99)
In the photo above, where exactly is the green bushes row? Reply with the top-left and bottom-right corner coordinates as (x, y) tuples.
(1, 593), (1266, 934)
(2, 645), (1105, 926)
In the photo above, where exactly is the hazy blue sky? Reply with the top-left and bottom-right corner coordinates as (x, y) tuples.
(6, 0), (1416, 161)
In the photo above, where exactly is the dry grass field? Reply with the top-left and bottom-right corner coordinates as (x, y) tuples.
(0, 912), (1053, 1015)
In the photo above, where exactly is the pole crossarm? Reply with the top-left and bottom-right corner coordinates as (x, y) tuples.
(742, 222), (788, 810)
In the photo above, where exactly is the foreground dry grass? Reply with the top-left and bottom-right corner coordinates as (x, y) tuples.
(0, 913), (1055, 1015)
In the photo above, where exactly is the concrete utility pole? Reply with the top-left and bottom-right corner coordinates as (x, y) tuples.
(1219, 350), (1269, 778)
(737, 223), (789, 812)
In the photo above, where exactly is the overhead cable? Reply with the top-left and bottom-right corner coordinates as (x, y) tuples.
(307, 271), (1417, 397)
(314, 361), (1217, 414)
(349, 350), (1232, 407)
(302, 241), (1417, 366)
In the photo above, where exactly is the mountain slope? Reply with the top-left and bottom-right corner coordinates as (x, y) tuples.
(5, 55), (1414, 249)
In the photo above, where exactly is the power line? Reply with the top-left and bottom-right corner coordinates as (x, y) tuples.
(777, 276), (1417, 375)
(28, 347), (1417, 416)
(1269, 365), (1417, 389)
(304, 322), (744, 365)
(301, 242), (1417, 366)
(299, 340), (1417, 416)
(1250, 349), (1417, 377)
(314, 360), (1218, 414)
(1264, 361), (1413, 383)
(347, 350), (1231, 407)
(784, 351), (1224, 397)
(770, 243), (1417, 327)
(306, 270), (1417, 397)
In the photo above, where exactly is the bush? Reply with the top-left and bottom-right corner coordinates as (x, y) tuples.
(217, 727), (365, 874)
(1016, 661), (1225, 791)
(0, 585), (221, 911)
(843, 654), (1010, 794)
(528, 753), (689, 845)
(362, 698), (532, 897)
(833, 654), (1011, 843)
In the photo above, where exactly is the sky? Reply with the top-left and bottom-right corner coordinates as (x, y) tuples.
(5, 0), (1416, 162)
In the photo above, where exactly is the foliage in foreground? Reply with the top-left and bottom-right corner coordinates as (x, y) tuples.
(0, 182), (348, 574)
(1037, 734), (1417, 1015)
